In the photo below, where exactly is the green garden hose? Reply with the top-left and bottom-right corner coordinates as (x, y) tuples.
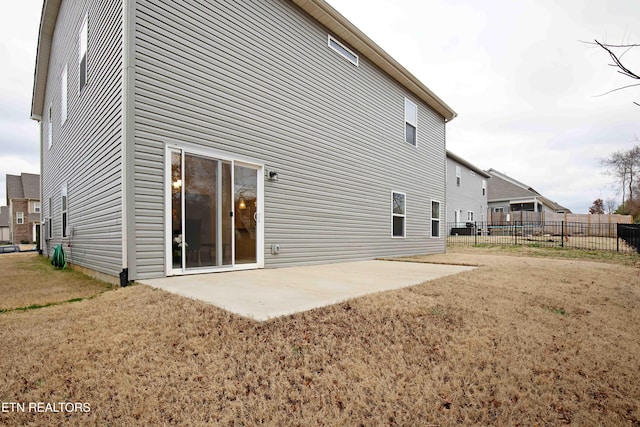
(51, 244), (66, 269)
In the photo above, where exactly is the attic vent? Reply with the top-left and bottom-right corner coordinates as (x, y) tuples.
(328, 35), (359, 66)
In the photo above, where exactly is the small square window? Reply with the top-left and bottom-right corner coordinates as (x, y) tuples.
(328, 35), (359, 66)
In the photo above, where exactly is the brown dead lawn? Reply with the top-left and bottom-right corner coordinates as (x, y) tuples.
(0, 248), (639, 426)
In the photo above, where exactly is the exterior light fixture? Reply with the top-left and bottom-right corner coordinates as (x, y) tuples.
(238, 198), (246, 209)
(269, 171), (278, 181)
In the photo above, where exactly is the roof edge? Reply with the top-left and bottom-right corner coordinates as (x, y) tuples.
(31, 0), (61, 121)
(291, 0), (457, 121)
(446, 150), (490, 178)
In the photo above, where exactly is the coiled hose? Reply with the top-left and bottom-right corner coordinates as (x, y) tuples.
(51, 244), (66, 269)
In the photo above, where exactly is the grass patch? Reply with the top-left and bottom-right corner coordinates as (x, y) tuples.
(463, 244), (640, 266)
(546, 306), (568, 316)
(0, 253), (113, 311)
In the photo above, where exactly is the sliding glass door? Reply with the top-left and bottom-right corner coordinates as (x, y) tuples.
(169, 149), (261, 273)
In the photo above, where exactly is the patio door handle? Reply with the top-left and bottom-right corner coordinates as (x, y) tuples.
(253, 212), (258, 222)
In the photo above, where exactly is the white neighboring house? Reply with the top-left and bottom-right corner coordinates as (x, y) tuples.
(446, 151), (490, 233)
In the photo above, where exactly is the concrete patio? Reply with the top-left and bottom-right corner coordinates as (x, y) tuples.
(139, 260), (476, 321)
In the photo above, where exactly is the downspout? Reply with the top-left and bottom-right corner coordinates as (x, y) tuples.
(38, 120), (44, 255)
(120, 0), (136, 286)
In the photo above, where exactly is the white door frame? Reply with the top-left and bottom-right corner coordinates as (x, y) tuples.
(164, 143), (264, 276)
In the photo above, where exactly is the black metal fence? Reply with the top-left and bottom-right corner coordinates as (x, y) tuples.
(447, 221), (640, 254)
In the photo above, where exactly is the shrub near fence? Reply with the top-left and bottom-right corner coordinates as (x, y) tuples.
(447, 221), (640, 254)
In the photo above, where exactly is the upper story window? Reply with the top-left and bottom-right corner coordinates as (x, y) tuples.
(328, 35), (359, 66)
(482, 179), (487, 196)
(34, 202), (41, 213)
(392, 191), (406, 238)
(16, 212), (24, 225)
(61, 64), (68, 125)
(79, 16), (88, 92)
(456, 166), (461, 186)
(47, 104), (53, 149)
(404, 98), (417, 146)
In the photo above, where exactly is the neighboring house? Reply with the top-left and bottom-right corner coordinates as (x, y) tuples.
(6, 173), (41, 244)
(31, 0), (456, 283)
(0, 206), (10, 243)
(486, 169), (571, 221)
(446, 151), (490, 228)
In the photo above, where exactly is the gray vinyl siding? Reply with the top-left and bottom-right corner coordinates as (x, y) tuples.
(446, 157), (488, 225)
(40, 0), (123, 277)
(132, 0), (446, 278)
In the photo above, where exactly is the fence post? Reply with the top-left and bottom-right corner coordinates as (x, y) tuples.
(616, 223), (619, 252)
(474, 221), (478, 246)
(561, 221), (564, 248)
(515, 221), (518, 245)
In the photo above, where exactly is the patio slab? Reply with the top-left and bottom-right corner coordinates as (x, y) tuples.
(139, 260), (476, 321)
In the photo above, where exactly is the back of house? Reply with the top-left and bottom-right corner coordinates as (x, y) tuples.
(32, 0), (456, 283)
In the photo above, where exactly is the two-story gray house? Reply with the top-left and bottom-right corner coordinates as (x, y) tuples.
(31, 0), (456, 284)
(486, 169), (571, 222)
(446, 151), (490, 231)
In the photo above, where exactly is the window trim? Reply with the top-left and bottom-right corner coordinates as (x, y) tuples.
(404, 98), (417, 146)
(47, 197), (52, 240)
(431, 200), (441, 238)
(327, 34), (359, 66)
(79, 15), (88, 93)
(16, 212), (24, 225)
(61, 64), (68, 125)
(391, 191), (406, 238)
(61, 184), (68, 238)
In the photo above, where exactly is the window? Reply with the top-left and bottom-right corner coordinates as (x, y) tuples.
(47, 104), (53, 149)
(467, 211), (474, 222)
(16, 212), (24, 225)
(392, 191), (406, 238)
(456, 166), (461, 187)
(61, 64), (68, 124)
(328, 35), (359, 66)
(482, 179), (487, 196)
(47, 197), (52, 239)
(404, 98), (417, 145)
(61, 185), (68, 238)
(79, 16), (88, 91)
(431, 200), (441, 238)
(494, 207), (504, 213)
(34, 202), (41, 213)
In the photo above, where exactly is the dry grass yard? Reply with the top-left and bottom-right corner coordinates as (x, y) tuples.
(0, 248), (639, 426)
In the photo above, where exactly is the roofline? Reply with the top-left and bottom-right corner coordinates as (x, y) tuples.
(486, 168), (540, 195)
(446, 150), (490, 178)
(292, 0), (456, 121)
(31, 0), (457, 122)
(31, 0), (61, 121)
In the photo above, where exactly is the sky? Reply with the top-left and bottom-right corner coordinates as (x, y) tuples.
(0, 0), (638, 213)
